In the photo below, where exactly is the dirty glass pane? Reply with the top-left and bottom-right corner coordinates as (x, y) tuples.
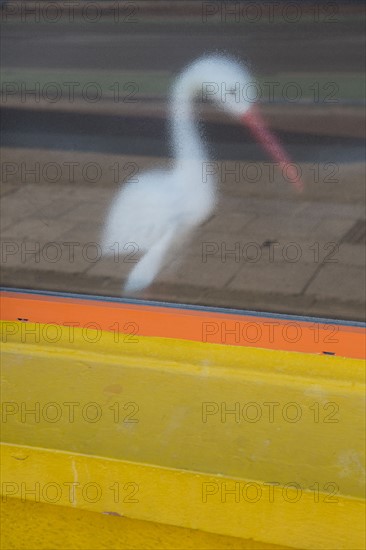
(1, 1), (365, 320)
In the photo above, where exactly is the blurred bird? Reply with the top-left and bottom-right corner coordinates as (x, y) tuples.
(101, 54), (303, 294)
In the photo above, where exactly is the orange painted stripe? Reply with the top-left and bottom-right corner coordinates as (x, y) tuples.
(0, 291), (365, 359)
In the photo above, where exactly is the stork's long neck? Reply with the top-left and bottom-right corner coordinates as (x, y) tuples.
(170, 70), (208, 171)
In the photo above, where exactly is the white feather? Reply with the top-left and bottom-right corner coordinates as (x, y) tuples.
(101, 54), (255, 293)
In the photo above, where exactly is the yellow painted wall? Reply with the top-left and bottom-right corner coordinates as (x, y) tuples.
(1, 497), (296, 550)
(1, 321), (365, 549)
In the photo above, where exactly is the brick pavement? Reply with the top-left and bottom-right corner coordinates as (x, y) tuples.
(1, 147), (365, 321)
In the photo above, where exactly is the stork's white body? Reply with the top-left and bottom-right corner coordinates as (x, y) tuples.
(101, 54), (299, 293)
(102, 166), (216, 292)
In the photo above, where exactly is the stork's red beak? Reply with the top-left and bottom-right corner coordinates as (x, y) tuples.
(241, 105), (303, 192)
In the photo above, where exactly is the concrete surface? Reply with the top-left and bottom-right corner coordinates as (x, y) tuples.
(1, 147), (365, 320)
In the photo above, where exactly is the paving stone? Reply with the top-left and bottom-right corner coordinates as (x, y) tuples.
(33, 197), (83, 220)
(1, 149), (364, 319)
(202, 212), (257, 233)
(58, 221), (105, 245)
(85, 255), (135, 279)
(0, 183), (108, 235)
(188, 229), (342, 266)
(0, 268), (118, 297)
(0, 183), (20, 197)
(0, 186), (53, 227)
(58, 200), (110, 223)
(243, 214), (321, 240)
(220, 196), (305, 216)
(188, 230), (234, 258)
(238, 225), (356, 246)
(0, 239), (92, 274)
(228, 261), (318, 295)
(314, 218), (360, 241)
(336, 243), (366, 267)
(305, 300), (365, 322)
(298, 201), (365, 219)
(197, 287), (317, 316)
(159, 254), (242, 289)
(1, 147), (159, 188)
(305, 264), (366, 302)
(1, 218), (72, 241)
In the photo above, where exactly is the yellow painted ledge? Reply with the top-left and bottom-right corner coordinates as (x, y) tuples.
(1, 321), (365, 549)
(1, 444), (364, 550)
(1, 498), (293, 550)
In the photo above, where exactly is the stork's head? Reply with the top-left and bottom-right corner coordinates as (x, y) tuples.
(186, 54), (303, 192)
(196, 54), (254, 117)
